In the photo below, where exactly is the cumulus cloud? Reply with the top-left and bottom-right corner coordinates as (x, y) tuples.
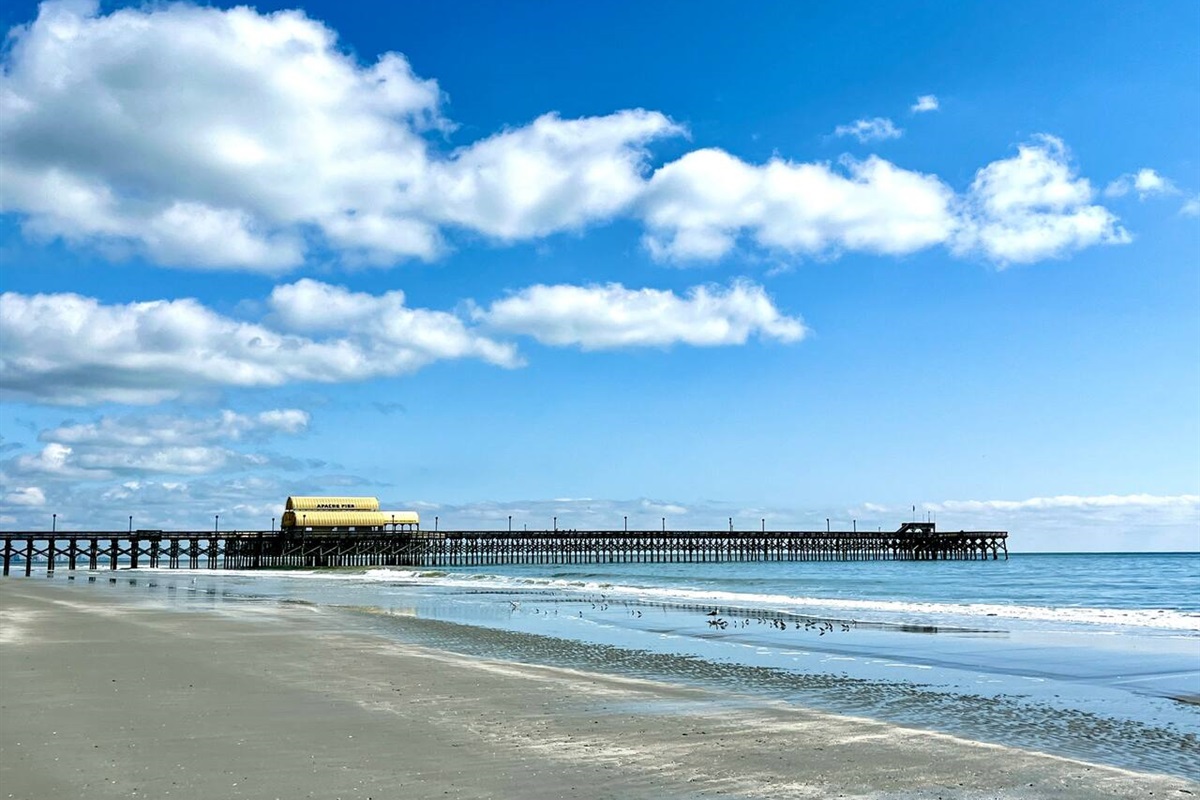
(1, 278), (809, 404)
(0, 2), (679, 269)
(477, 280), (805, 349)
(423, 110), (681, 239)
(0, 2), (1133, 273)
(1182, 196), (1200, 217)
(911, 95), (939, 113)
(832, 117), (903, 143)
(1104, 168), (1177, 199)
(641, 139), (1132, 265)
(7, 443), (100, 478)
(4, 486), (46, 506)
(268, 279), (520, 368)
(0, 408), (317, 512)
(952, 135), (1130, 264)
(0, 283), (518, 404)
(641, 149), (955, 260)
(1130, 169), (1173, 197)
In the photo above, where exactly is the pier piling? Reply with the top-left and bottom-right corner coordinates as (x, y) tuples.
(0, 522), (1008, 575)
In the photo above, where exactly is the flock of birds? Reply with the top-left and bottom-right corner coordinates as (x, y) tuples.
(704, 609), (855, 634)
(506, 595), (855, 635)
(508, 595), (638, 617)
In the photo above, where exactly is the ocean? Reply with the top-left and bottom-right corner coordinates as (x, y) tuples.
(51, 552), (1200, 779)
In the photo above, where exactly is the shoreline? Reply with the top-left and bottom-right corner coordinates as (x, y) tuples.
(2, 580), (1197, 799)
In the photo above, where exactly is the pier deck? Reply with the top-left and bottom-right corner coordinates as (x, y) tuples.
(1, 523), (1007, 575)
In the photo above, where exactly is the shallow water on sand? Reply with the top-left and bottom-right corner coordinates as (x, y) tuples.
(46, 553), (1200, 779)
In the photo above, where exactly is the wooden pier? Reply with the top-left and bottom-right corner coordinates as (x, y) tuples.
(0, 523), (1006, 575)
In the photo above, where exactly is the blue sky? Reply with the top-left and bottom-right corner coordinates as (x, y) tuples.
(1, 1), (1197, 550)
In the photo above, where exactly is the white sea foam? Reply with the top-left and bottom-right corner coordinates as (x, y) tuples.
(146, 563), (1200, 633)
(347, 568), (1200, 632)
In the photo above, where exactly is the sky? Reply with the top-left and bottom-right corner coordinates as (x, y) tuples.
(1, 1), (1198, 551)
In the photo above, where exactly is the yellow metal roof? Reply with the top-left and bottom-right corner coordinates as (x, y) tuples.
(282, 510), (419, 528)
(286, 496), (380, 512)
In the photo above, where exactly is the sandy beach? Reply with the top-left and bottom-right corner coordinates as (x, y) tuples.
(1, 579), (1195, 800)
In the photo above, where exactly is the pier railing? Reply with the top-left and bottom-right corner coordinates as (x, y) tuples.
(0, 524), (1008, 575)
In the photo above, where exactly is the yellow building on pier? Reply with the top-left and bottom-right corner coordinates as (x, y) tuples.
(281, 497), (419, 532)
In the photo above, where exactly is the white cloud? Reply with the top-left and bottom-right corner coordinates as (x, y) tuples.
(925, 493), (1199, 513)
(255, 409), (310, 435)
(4, 474), (310, 530)
(423, 111), (681, 240)
(911, 95), (939, 113)
(0, 1), (440, 269)
(1182, 196), (1200, 217)
(4, 486), (46, 506)
(0, 409), (317, 495)
(9, 443), (100, 478)
(477, 280), (805, 349)
(0, 282), (518, 404)
(0, 2), (680, 269)
(1, 277), (810, 404)
(833, 117), (903, 143)
(1132, 169), (1172, 196)
(641, 138), (1131, 265)
(268, 279), (520, 369)
(71, 445), (246, 476)
(641, 149), (956, 260)
(952, 135), (1130, 264)
(1104, 168), (1177, 199)
(43, 409), (310, 448)
(0, 3), (1135, 276)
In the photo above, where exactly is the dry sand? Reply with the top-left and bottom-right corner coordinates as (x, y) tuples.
(1, 579), (1196, 799)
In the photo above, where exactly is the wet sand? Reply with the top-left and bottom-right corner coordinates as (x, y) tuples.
(1, 580), (1195, 799)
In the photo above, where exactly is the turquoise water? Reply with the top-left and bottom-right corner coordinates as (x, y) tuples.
(48, 552), (1200, 777)
(432, 551), (1200, 620)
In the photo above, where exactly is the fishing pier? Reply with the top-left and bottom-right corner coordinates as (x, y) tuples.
(1, 522), (1007, 575)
